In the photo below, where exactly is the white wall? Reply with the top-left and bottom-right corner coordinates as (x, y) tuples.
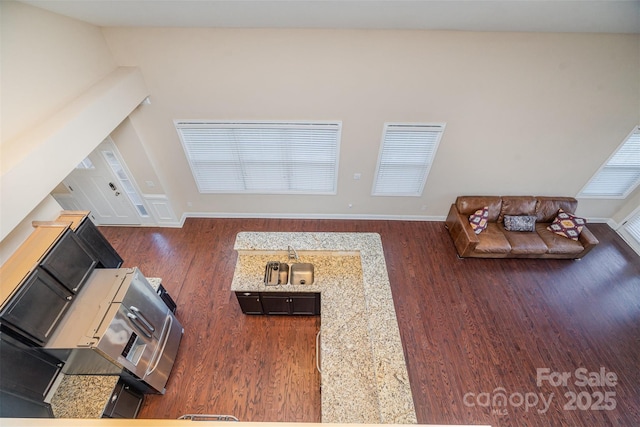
(1, 2), (639, 248)
(0, 1), (117, 143)
(109, 117), (165, 196)
(0, 3), (150, 242)
(0, 1), (117, 245)
(104, 28), (640, 221)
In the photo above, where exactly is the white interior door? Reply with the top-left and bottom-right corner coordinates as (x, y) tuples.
(61, 140), (143, 225)
(618, 211), (640, 256)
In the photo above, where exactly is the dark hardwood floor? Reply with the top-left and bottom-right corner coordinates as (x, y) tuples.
(100, 219), (640, 426)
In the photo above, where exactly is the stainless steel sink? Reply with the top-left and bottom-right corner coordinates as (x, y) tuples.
(289, 263), (314, 285)
(264, 261), (314, 285)
(264, 261), (289, 286)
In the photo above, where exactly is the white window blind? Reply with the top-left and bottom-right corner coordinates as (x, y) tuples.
(579, 127), (640, 198)
(372, 123), (445, 196)
(175, 121), (340, 194)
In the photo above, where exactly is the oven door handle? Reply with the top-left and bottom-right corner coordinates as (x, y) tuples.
(126, 313), (153, 338)
(146, 314), (172, 377)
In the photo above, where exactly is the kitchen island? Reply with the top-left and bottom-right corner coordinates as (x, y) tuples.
(231, 232), (417, 424)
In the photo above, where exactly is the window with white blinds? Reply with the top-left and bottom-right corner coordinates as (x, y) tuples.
(372, 123), (445, 196)
(175, 121), (341, 194)
(579, 127), (640, 198)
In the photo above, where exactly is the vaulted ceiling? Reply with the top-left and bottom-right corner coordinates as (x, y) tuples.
(17, 0), (640, 33)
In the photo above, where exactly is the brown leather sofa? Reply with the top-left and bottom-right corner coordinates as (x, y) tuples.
(445, 196), (599, 259)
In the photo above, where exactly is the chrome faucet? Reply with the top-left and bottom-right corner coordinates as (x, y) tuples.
(288, 245), (299, 261)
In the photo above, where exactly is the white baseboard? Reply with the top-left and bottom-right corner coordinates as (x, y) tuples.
(180, 211), (447, 225)
(585, 217), (616, 225)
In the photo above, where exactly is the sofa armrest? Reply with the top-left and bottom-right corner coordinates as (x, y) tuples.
(446, 204), (479, 256)
(577, 226), (599, 258)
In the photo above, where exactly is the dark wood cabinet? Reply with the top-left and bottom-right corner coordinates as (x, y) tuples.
(236, 291), (320, 316)
(235, 292), (264, 314)
(75, 218), (123, 268)
(289, 293), (320, 315)
(0, 211), (124, 348)
(157, 284), (177, 313)
(0, 390), (53, 418)
(0, 210), (127, 418)
(260, 294), (291, 315)
(0, 331), (62, 400)
(101, 379), (144, 419)
(0, 268), (74, 346)
(0, 331), (61, 418)
(39, 229), (97, 293)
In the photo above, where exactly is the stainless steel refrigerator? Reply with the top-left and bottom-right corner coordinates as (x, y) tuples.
(45, 268), (184, 394)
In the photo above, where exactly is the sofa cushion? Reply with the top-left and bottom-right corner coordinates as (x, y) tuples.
(499, 196), (537, 223)
(535, 197), (578, 222)
(469, 207), (489, 234)
(504, 215), (536, 232)
(500, 225), (548, 255)
(475, 223), (512, 254)
(536, 224), (584, 254)
(547, 209), (586, 241)
(456, 196), (502, 222)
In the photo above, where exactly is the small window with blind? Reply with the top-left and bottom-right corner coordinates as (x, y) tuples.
(579, 126), (640, 198)
(175, 121), (341, 194)
(372, 123), (445, 196)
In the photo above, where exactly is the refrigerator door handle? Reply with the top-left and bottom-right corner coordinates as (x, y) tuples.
(126, 313), (153, 338)
(129, 306), (156, 333)
(146, 314), (172, 377)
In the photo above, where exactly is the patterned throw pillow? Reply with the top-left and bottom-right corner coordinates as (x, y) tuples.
(547, 209), (586, 241)
(504, 215), (536, 232)
(469, 207), (489, 234)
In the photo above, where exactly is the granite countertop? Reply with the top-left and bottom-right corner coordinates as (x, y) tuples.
(146, 277), (162, 291)
(50, 375), (119, 418)
(231, 232), (417, 424)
